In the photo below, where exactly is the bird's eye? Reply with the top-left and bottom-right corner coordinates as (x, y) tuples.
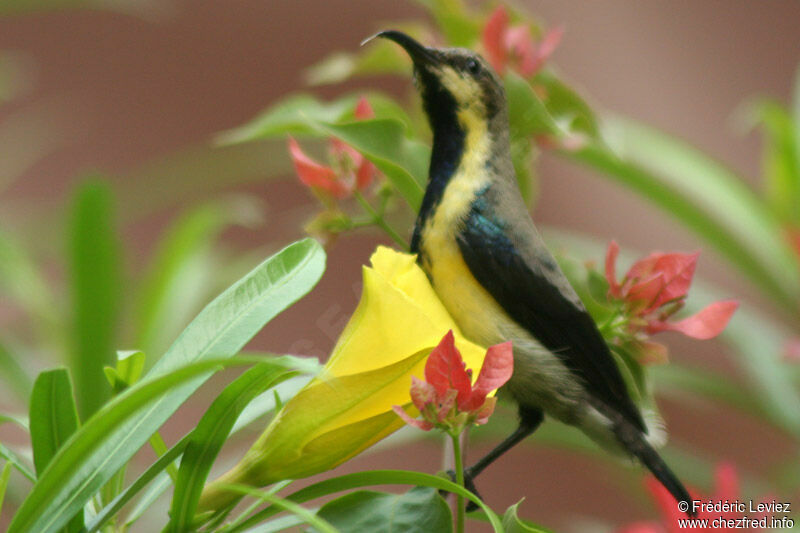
(465, 58), (481, 75)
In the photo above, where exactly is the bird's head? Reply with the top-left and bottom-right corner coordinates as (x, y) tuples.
(368, 30), (506, 133)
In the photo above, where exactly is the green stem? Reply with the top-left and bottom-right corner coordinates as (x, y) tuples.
(450, 432), (465, 533)
(354, 192), (409, 251)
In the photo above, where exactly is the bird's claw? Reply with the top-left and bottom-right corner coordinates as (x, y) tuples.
(441, 468), (482, 512)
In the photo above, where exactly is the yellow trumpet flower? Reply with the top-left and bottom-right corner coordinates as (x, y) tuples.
(199, 246), (487, 512)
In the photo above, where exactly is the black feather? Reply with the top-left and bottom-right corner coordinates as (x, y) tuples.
(456, 203), (646, 433)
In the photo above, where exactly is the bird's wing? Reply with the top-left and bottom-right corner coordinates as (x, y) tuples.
(456, 207), (646, 432)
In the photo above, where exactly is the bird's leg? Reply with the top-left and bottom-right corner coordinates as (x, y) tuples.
(461, 407), (544, 509)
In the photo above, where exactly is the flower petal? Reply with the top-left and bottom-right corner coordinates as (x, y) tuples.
(392, 405), (433, 431)
(605, 241), (622, 298)
(424, 330), (473, 406)
(505, 25), (538, 76)
(288, 137), (350, 198)
(435, 388), (458, 423)
(647, 300), (739, 339)
(356, 158), (376, 190)
(627, 272), (666, 310)
(482, 5), (509, 74)
(409, 376), (437, 413)
(530, 25), (564, 75)
(473, 396), (497, 426)
(354, 96), (375, 119)
(463, 341), (513, 411)
(646, 252), (698, 311)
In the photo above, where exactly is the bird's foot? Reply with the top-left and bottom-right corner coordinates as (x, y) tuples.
(442, 468), (482, 512)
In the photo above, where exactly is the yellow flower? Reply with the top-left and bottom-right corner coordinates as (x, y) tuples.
(199, 246), (487, 512)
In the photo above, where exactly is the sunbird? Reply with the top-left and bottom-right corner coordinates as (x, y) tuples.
(371, 30), (694, 513)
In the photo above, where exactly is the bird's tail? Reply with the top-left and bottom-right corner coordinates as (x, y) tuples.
(614, 420), (696, 517)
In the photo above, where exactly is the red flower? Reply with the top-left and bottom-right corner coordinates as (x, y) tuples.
(784, 338), (800, 363)
(482, 5), (563, 77)
(288, 97), (376, 199)
(393, 331), (513, 434)
(605, 241), (738, 341)
(618, 463), (766, 533)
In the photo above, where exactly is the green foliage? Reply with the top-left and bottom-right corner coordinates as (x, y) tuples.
(9, 239), (325, 533)
(316, 487), (452, 533)
(28, 368), (84, 532)
(68, 179), (121, 418)
(167, 362), (302, 531)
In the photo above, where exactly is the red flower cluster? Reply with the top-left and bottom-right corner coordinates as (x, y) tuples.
(393, 331), (513, 434)
(482, 5), (563, 77)
(288, 97), (376, 199)
(619, 463), (765, 533)
(605, 241), (738, 346)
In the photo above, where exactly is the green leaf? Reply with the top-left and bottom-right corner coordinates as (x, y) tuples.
(28, 369), (83, 532)
(501, 500), (552, 533)
(534, 71), (600, 140)
(167, 362), (300, 531)
(0, 230), (58, 343)
(68, 179), (121, 418)
(217, 483), (338, 533)
(219, 94), (362, 141)
(305, 44), (410, 86)
(316, 487), (452, 533)
(746, 99), (800, 225)
(134, 199), (261, 359)
(29, 369), (80, 476)
(9, 238), (325, 533)
(0, 340), (33, 401)
(0, 461), (12, 517)
(313, 119), (428, 210)
(418, 0), (481, 46)
(506, 72), (559, 138)
(230, 470), (504, 533)
(218, 94), (428, 211)
(0, 443), (35, 482)
(87, 374), (314, 531)
(570, 118), (800, 313)
(85, 435), (189, 533)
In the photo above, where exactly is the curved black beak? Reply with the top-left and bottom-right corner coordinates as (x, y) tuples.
(362, 30), (438, 67)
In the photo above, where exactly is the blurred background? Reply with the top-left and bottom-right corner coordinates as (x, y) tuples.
(1, 1), (799, 531)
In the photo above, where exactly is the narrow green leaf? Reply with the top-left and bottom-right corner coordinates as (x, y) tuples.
(501, 500), (551, 533)
(87, 374), (315, 531)
(85, 436), (189, 533)
(316, 487), (452, 533)
(569, 120), (800, 312)
(68, 179), (121, 418)
(29, 371), (83, 532)
(0, 340), (33, 401)
(29, 369), (80, 476)
(0, 443), (35, 482)
(218, 483), (338, 533)
(167, 363), (300, 531)
(9, 238), (325, 533)
(747, 100), (800, 225)
(134, 200), (261, 359)
(116, 350), (145, 387)
(0, 413), (28, 430)
(0, 230), (58, 342)
(0, 461), (12, 516)
(230, 470), (504, 533)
